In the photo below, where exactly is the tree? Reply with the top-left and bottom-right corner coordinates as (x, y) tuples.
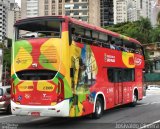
(105, 18), (153, 44)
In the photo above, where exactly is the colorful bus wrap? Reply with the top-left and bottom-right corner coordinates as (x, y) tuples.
(11, 16), (145, 118)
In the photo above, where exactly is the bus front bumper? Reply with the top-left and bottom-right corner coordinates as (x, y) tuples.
(11, 99), (70, 117)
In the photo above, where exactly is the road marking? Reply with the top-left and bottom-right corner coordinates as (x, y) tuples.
(138, 120), (160, 129)
(0, 115), (15, 119)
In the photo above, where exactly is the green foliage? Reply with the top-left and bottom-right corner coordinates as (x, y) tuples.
(3, 47), (11, 70)
(105, 17), (158, 44)
(0, 38), (12, 73)
(105, 17), (160, 62)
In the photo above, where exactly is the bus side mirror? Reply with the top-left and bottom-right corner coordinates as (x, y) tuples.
(70, 68), (74, 77)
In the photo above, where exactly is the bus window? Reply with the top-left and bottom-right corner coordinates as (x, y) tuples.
(112, 37), (123, 51)
(123, 69), (135, 82)
(16, 70), (57, 80)
(84, 29), (92, 44)
(108, 68), (123, 82)
(75, 26), (85, 36)
(123, 41), (135, 53)
(108, 68), (135, 83)
(107, 69), (114, 82)
(15, 20), (61, 40)
(85, 29), (91, 37)
(71, 25), (85, 43)
(92, 31), (99, 39)
(99, 33), (108, 42)
(135, 44), (143, 55)
(92, 31), (99, 46)
(115, 69), (123, 82)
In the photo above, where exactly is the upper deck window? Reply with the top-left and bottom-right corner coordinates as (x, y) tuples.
(15, 19), (62, 40)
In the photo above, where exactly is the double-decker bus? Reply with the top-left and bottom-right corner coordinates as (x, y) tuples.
(11, 16), (145, 118)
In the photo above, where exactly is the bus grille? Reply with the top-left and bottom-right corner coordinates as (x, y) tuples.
(16, 70), (57, 80)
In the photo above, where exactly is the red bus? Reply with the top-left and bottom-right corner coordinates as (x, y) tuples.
(11, 16), (145, 118)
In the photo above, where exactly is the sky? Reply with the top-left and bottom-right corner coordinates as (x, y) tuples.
(15, 0), (21, 7)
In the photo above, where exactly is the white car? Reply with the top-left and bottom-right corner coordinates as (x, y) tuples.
(147, 85), (160, 90)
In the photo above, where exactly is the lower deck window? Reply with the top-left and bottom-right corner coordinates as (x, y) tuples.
(107, 68), (135, 83)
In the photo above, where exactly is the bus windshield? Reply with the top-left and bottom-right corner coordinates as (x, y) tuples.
(15, 20), (61, 40)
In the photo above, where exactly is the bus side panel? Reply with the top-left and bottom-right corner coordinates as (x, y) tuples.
(123, 82), (133, 104)
(135, 69), (143, 100)
(69, 42), (98, 117)
(102, 68), (115, 109)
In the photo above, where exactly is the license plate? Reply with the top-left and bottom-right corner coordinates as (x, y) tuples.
(31, 112), (40, 116)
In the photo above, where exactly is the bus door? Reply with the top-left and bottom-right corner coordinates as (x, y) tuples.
(114, 69), (123, 105)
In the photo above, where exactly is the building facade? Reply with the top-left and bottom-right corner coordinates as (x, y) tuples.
(100, 0), (114, 27)
(0, 0), (10, 43)
(114, 0), (128, 24)
(144, 42), (160, 73)
(39, 0), (65, 16)
(65, 0), (89, 22)
(89, 0), (100, 26)
(21, 0), (104, 26)
(127, 0), (138, 22)
(14, 3), (21, 22)
(151, 0), (160, 26)
(7, 0), (17, 42)
(21, 0), (38, 19)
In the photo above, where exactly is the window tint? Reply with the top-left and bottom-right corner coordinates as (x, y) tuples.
(115, 69), (123, 82)
(107, 68), (135, 82)
(84, 29), (92, 43)
(75, 26), (85, 36)
(16, 20), (61, 39)
(123, 69), (135, 82)
(0, 88), (3, 96)
(108, 69), (114, 82)
(92, 31), (99, 39)
(85, 29), (91, 37)
(99, 33), (108, 41)
(70, 24), (143, 55)
(6, 88), (11, 94)
(16, 70), (57, 80)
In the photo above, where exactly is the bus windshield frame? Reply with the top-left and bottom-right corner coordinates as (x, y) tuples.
(14, 17), (64, 40)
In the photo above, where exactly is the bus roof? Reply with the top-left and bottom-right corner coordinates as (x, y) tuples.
(15, 16), (141, 46)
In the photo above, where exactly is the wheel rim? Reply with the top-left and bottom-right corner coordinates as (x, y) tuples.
(96, 100), (101, 115)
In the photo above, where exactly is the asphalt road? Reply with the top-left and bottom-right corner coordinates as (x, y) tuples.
(0, 89), (160, 129)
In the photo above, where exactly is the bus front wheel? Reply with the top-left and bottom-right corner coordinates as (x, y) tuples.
(92, 97), (104, 119)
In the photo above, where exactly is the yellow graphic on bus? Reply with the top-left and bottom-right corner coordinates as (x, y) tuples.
(122, 52), (135, 68)
(40, 38), (66, 75)
(14, 47), (33, 72)
(37, 81), (55, 92)
(18, 81), (34, 91)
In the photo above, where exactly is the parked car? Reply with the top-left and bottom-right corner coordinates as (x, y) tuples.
(0, 86), (11, 114)
(147, 85), (160, 90)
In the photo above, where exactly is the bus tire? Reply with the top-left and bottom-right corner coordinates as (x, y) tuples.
(6, 104), (11, 114)
(130, 92), (138, 107)
(92, 97), (104, 119)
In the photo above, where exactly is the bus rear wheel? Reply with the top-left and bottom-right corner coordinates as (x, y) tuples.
(92, 97), (104, 119)
(130, 92), (138, 107)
